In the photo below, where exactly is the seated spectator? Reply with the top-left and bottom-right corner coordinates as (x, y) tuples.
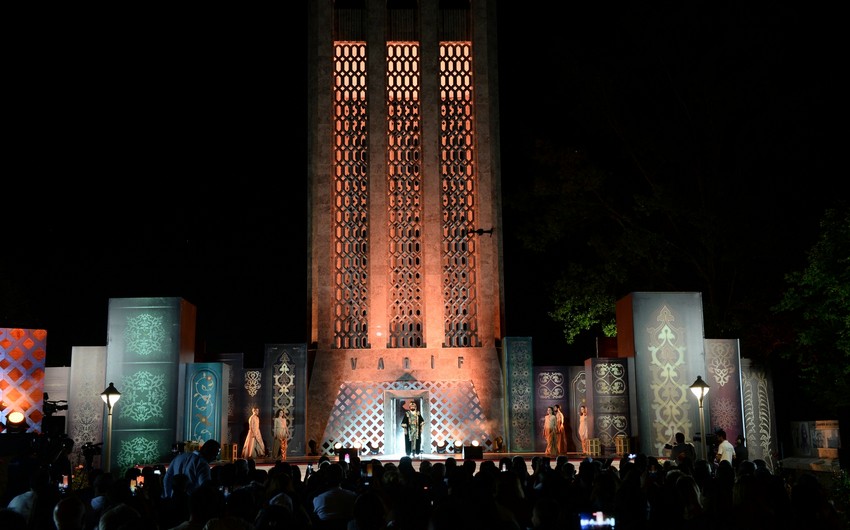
(53, 494), (87, 530)
(312, 463), (357, 528)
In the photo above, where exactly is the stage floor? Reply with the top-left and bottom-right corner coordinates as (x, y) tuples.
(214, 451), (621, 476)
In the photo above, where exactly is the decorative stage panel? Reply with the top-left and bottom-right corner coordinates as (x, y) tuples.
(183, 363), (229, 445)
(0, 328), (47, 433)
(533, 365), (569, 453)
(214, 352), (245, 449)
(68, 346), (107, 452)
(322, 380), (488, 455)
(264, 344), (307, 456)
(616, 292), (708, 457)
(585, 357), (632, 455)
(568, 366), (587, 453)
(740, 358), (779, 471)
(504, 337), (534, 452)
(105, 297), (195, 469)
(705, 339), (744, 443)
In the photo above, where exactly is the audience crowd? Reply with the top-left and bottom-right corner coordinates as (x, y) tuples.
(1, 447), (845, 529)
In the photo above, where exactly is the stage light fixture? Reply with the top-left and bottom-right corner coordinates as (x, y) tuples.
(690, 375), (710, 460)
(101, 382), (121, 472)
(5, 410), (27, 433)
(453, 440), (463, 453)
(435, 440), (447, 454)
(333, 441), (343, 454)
(367, 441), (381, 455)
(471, 439), (480, 447)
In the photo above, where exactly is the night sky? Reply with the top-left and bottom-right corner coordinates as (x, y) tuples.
(2, 1), (838, 418)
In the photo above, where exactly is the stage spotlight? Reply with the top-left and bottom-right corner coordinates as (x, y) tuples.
(367, 441), (381, 455)
(471, 439), (480, 447)
(5, 410), (27, 433)
(435, 440), (447, 454)
(453, 440), (463, 453)
(333, 441), (343, 454)
(353, 440), (363, 453)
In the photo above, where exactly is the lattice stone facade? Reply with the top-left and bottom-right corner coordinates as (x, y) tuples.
(308, 1), (505, 451)
(320, 380), (487, 455)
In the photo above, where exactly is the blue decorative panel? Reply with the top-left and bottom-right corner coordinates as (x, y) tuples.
(184, 363), (228, 444)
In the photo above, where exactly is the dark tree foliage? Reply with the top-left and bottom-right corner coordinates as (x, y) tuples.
(774, 205), (850, 414)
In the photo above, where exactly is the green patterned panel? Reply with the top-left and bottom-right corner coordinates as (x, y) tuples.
(504, 337), (534, 452)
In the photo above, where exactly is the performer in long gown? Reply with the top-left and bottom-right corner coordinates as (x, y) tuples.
(554, 404), (568, 455)
(543, 407), (558, 457)
(242, 406), (266, 459)
(578, 404), (589, 454)
(272, 408), (290, 461)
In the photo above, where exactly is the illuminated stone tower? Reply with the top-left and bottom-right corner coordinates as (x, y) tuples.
(307, 0), (504, 454)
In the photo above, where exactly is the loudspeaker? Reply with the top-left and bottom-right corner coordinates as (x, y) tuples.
(463, 445), (483, 460)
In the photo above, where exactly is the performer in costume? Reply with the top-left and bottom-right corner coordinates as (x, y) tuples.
(242, 406), (266, 459)
(272, 408), (290, 461)
(543, 407), (558, 456)
(401, 400), (425, 457)
(578, 404), (589, 454)
(554, 404), (567, 455)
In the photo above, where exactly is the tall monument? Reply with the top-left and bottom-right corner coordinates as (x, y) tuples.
(306, 0), (505, 454)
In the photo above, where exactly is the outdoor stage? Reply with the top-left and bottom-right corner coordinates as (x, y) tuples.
(215, 451), (624, 476)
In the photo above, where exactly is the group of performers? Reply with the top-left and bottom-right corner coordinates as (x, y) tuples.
(240, 400), (590, 460)
(241, 406), (291, 460)
(543, 403), (589, 456)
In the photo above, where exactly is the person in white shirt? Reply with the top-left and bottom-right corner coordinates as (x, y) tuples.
(714, 429), (735, 465)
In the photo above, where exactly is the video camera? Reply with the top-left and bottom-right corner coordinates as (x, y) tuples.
(43, 393), (68, 416)
(82, 442), (103, 458)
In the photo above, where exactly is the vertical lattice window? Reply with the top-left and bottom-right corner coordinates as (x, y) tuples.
(386, 42), (423, 348)
(333, 42), (370, 349)
(440, 41), (479, 347)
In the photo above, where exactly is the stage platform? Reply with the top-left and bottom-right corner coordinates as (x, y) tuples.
(204, 452), (623, 476)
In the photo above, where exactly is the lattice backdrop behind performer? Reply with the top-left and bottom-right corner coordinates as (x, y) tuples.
(321, 380), (489, 454)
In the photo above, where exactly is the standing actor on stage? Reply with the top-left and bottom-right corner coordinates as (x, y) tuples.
(242, 406), (266, 459)
(401, 400), (424, 457)
(578, 404), (589, 454)
(272, 408), (290, 461)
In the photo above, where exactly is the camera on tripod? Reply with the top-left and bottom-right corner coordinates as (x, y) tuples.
(82, 442), (103, 458)
(43, 393), (68, 416)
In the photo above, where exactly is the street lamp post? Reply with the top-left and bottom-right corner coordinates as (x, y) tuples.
(101, 382), (121, 472)
(690, 376), (710, 460)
